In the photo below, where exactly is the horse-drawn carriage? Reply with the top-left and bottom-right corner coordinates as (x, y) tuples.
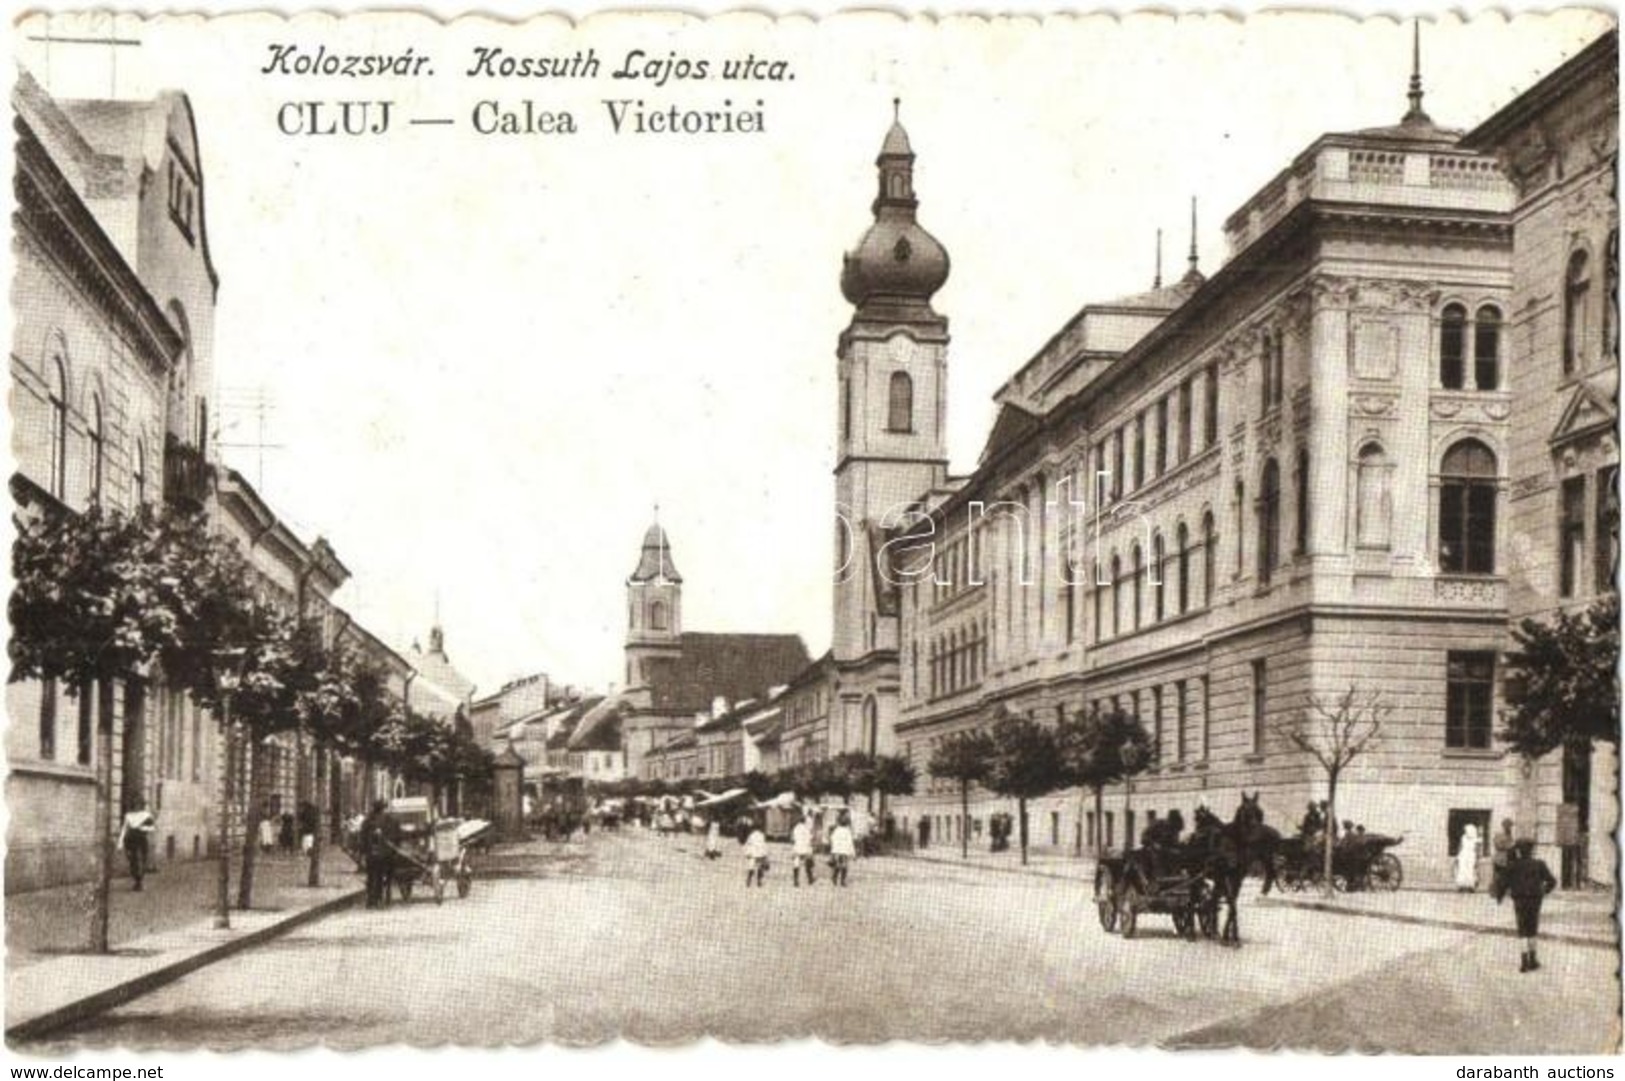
(1273, 832), (1404, 893)
(1094, 846), (1221, 941)
(345, 797), (492, 904)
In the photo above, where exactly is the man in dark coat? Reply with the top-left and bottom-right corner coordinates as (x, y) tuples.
(360, 799), (397, 909)
(1490, 818), (1516, 902)
(1501, 839), (1558, 972)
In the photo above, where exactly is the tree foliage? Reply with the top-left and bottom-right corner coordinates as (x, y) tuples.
(1501, 594), (1621, 758)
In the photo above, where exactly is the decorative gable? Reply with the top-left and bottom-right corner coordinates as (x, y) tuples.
(1550, 375), (1618, 451)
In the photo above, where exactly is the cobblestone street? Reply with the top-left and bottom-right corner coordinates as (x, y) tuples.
(40, 831), (1619, 1052)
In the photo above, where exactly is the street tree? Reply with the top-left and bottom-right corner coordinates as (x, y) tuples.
(1054, 705), (1155, 855)
(984, 708), (1062, 865)
(1272, 685), (1389, 895)
(1501, 593), (1620, 758)
(928, 729), (995, 859)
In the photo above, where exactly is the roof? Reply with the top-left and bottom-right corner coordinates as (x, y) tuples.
(629, 522), (682, 583)
(641, 632), (811, 715)
(407, 634), (476, 705)
(566, 696), (625, 752)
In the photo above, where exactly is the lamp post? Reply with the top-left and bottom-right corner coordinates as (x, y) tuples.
(212, 648), (246, 930)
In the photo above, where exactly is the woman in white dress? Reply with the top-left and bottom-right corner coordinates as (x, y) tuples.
(1455, 823), (1481, 892)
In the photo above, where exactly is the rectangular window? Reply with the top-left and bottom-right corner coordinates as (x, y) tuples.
(1597, 466), (1618, 596)
(38, 677), (57, 760)
(77, 687), (93, 766)
(1175, 679), (1188, 762)
(1155, 397), (1169, 477)
(1561, 475), (1587, 598)
(1178, 378), (1194, 462)
(1133, 413), (1146, 491)
(1446, 652), (1495, 750)
(1251, 659), (1267, 753)
(1112, 429), (1125, 501)
(1204, 366), (1220, 448)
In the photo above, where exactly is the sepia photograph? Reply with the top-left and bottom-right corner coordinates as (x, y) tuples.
(3, 5), (1620, 1059)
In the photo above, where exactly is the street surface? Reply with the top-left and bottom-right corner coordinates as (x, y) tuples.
(44, 830), (1620, 1052)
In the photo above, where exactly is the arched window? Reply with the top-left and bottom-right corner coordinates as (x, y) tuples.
(88, 393), (104, 505)
(1110, 554), (1123, 638)
(1294, 448), (1310, 556)
(1176, 522), (1190, 614)
(863, 696), (878, 755)
(1356, 444), (1393, 549)
(887, 370), (914, 432)
(48, 355), (68, 499)
(1564, 250), (1591, 375)
(1151, 533), (1166, 622)
(650, 600), (668, 631)
(1202, 512), (1217, 607)
(1474, 306), (1502, 391)
(1273, 333), (1286, 406)
(1440, 303), (1468, 389)
(1439, 440), (1498, 575)
(1258, 459), (1280, 585)
(1130, 542), (1144, 631)
(1233, 480), (1246, 576)
(1092, 563), (1104, 644)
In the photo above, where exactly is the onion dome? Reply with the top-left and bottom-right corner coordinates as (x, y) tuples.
(840, 100), (950, 319)
(630, 520), (682, 583)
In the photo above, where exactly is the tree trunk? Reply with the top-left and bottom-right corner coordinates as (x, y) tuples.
(1017, 797), (1030, 866)
(308, 745), (326, 887)
(960, 779), (970, 860)
(91, 678), (114, 954)
(238, 738), (264, 910)
(1322, 771), (1339, 898)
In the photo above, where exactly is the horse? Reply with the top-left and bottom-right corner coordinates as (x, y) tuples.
(1198, 792), (1283, 947)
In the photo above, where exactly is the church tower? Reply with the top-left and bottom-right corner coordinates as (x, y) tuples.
(624, 515), (683, 689)
(832, 103), (951, 754)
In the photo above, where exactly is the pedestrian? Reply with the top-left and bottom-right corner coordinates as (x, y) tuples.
(829, 813), (856, 887)
(279, 811), (296, 855)
(704, 818), (722, 860)
(118, 798), (157, 892)
(1501, 839), (1557, 972)
(744, 823), (769, 887)
(791, 815), (816, 887)
(1456, 822), (1481, 892)
(258, 811), (276, 853)
(298, 800), (319, 856)
(1491, 817), (1516, 902)
(361, 799), (397, 909)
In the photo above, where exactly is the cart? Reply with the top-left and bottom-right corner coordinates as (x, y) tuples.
(382, 797), (489, 904)
(1094, 847), (1220, 941)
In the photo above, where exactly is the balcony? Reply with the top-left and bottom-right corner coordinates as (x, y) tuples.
(163, 435), (211, 511)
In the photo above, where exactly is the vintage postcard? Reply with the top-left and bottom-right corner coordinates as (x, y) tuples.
(4, 6), (1620, 1057)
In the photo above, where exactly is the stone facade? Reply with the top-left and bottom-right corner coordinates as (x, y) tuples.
(1462, 29), (1620, 887)
(884, 80), (1542, 883)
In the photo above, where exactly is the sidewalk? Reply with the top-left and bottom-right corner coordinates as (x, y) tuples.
(6, 848), (363, 1043)
(890, 846), (1618, 947)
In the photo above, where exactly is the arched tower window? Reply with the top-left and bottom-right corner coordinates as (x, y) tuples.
(1474, 306), (1502, 391)
(48, 355), (68, 499)
(887, 370), (914, 433)
(1564, 250), (1591, 375)
(1356, 444), (1393, 549)
(1439, 440), (1497, 575)
(1257, 459), (1280, 585)
(1440, 303), (1468, 389)
(650, 600), (668, 631)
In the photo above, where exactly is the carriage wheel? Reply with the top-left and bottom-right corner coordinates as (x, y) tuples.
(1369, 853), (1403, 892)
(1094, 867), (1119, 933)
(431, 863), (445, 905)
(1119, 883), (1141, 940)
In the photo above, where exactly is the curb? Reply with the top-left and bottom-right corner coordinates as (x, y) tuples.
(6, 888), (364, 1044)
(1254, 896), (1618, 949)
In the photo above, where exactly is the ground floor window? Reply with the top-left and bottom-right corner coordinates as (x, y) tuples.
(1447, 808), (1491, 857)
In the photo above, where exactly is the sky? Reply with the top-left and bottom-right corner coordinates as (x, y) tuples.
(14, 6), (1616, 698)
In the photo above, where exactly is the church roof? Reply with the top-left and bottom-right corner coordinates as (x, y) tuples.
(407, 632), (476, 705)
(880, 118), (912, 157)
(640, 632), (811, 715)
(629, 522), (682, 583)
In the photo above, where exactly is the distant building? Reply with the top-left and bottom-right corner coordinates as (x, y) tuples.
(404, 623), (476, 722)
(1462, 29), (1620, 886)
(619, 519), (811, 779)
